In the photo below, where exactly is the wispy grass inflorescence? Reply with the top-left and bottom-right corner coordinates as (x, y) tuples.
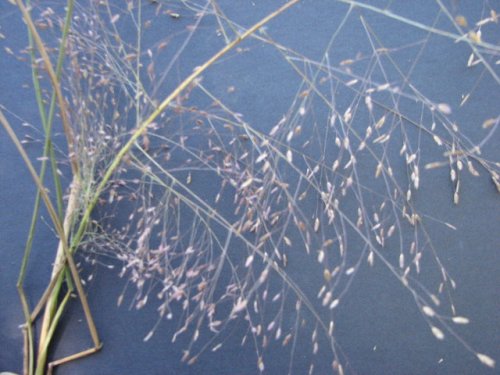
(2, 0), (498, 374)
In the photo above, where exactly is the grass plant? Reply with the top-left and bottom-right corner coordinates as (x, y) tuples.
(1, 0), (498, 374)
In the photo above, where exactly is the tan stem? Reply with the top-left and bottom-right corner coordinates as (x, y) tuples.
(37, 179), (80, 355)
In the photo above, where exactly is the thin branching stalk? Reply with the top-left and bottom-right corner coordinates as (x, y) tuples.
(70, 0), (301, 265)
(5, 0), (498, 373)
(9, 0), (299, 373)
(0, 109), (102, 374)
(15, 0), (80, 177)
(16, 2), (75, 373)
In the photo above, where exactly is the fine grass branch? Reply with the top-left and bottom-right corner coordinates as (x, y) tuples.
(3, 0), (498, 374)
(7, 0), (301, 373)
(0, 109), (101, 375)
(17, 1), (76, 373)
